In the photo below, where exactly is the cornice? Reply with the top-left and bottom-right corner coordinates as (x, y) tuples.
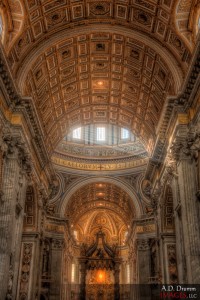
(176, 37), (200, 108)
(144, 38), (200, 182)
(0, 48), (55, 184)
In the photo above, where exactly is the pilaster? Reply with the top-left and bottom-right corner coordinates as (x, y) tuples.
(170, 126), (200, 283)
(49, 238), (65, 300)
(0, 132), (31, 300)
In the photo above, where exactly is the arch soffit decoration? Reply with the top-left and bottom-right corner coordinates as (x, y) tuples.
(174, 0), (200, 49)
(0, 0), (25, 49)
(14, 27), (185, 154)
(59, 176), (144, 219)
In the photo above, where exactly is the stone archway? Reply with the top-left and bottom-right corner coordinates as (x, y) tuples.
(58, 176), (144, 218)
(61, 180), (138, 299)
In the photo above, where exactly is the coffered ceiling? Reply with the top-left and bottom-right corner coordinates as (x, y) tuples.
(23, 32), (177, 153)
(65, 182), (135, 223)
(2, 0), (199, 157)
(65, 182), (133, 244)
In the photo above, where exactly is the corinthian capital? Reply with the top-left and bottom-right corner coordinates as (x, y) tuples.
(1, 130), (32, 174)
(170, 126), (200, 162)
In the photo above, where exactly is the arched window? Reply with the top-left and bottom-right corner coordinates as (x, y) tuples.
(0, 15), (3, 36)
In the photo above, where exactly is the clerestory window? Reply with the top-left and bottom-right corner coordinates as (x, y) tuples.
(0, 15), (3, 36)
(121, 128), (130, 139)
(97, 127), (105, 141)
(73, 127), (81, 139)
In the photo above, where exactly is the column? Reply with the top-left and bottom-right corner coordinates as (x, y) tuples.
(136, 239), (151, 300)
(11, 169), (28, 299)
(79, 259), (86, 300)
(16, 232), (40, 300)
(171, 176), (187, 283)
(162, 154), (187, 283)
(49, 238), (65, 300)
(171, 128), (200, 283)
(136, 239), (150, 284)
(177, 157), (200, 283)
(114, 260), (121, 300)
(0, 137), (21, 299)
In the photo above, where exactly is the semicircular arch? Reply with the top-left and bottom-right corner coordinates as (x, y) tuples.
(58, 176), (144, 219)
(174, 0), (200, 49)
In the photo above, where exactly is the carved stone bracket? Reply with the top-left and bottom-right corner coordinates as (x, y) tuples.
(45, 203), (56, 216)
(52, 239), (65, 249)
(137, 239), (149, 251)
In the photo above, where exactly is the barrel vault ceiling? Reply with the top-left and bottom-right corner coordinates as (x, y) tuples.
(2, 0), (199, 155)
(65, 182), (134, 244)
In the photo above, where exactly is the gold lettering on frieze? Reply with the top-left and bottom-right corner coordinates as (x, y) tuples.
(45, 224), (64, 233)
(52, 156), (148, 171)
(136, 224), (155, 233)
